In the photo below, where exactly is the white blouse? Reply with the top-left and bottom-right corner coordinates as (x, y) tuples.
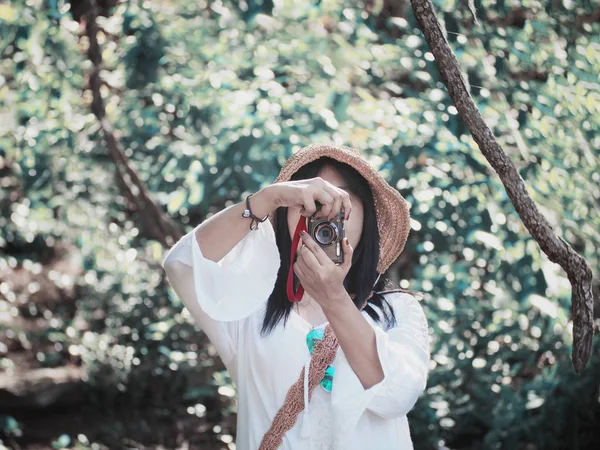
(161, 208), (430, 450)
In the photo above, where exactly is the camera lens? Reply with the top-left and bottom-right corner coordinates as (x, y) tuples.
(314, 222), (337, 245)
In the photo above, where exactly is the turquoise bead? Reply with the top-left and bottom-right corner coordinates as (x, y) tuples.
(305, 327), (335, 392)
(306, 328), (325, 355)
(321, 365), (335, 392)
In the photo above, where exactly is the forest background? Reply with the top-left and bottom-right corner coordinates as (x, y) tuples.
(1, 0), (599, 449)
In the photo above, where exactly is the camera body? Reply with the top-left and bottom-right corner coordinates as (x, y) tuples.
(307, 207), (345, 265)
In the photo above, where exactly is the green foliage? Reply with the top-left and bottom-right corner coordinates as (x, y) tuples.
(1, 0), (599, 448)
(0, 415), (23, 438)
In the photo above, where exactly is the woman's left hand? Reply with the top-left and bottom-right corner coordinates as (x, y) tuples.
(293, 230), (354, 309)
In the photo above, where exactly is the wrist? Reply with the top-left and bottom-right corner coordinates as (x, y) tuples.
(251, 185), (279, 216)
(321, 290), (353, 316)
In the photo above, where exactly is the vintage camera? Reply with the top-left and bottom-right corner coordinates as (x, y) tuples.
(307, 204), (345, 265)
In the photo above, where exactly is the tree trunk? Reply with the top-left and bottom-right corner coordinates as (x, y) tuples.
(83, 0), (183, 247)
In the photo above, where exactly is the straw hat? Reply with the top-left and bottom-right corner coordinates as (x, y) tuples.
(269, 143), (412, 274)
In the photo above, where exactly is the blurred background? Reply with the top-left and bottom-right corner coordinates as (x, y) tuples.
(1, 0), (599, 449)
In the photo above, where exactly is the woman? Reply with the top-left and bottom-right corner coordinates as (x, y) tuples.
(162, 143), (430, 450)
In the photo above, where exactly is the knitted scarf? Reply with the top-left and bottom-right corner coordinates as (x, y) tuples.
(258, 323), (339, 449)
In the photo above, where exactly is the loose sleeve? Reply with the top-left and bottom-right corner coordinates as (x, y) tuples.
(331, 292), (430, 440)
(161, 207), (281, 366)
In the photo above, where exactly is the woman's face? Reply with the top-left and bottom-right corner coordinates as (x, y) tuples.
(287, 164), (364, 256)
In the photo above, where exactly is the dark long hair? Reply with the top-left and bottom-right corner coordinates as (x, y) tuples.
(260, 157), (420, 336)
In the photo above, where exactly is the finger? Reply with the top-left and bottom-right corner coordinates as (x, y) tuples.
(293, 261), (307, 282)
(312, 188), (335, 219)
(341, 190), (352, 220)
(340, 237), (354, 271)
(299, 192), (317, 217)
(300, 230), (331, 266)
(322, 185), (343, 221)
(297, 243), (321, 271)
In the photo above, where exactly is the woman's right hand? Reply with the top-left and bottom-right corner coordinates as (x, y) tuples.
(264, 178), (352, 221)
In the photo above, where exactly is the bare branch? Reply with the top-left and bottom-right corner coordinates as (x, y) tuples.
(83, 0), (183, 247)
(410, 0), (595, 373)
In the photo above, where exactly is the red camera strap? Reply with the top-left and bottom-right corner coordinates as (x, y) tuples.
(287, 216), (307, 302)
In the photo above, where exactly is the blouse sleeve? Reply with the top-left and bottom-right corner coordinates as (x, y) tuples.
(331, 292), (430, 437)
(161, 206), (281, 367)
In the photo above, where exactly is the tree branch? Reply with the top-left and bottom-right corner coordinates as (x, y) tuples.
(83, 0), (183, 247)
(410, 0), (594, 373)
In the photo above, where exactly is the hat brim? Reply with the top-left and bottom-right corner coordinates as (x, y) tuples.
(268, 143), (412, 274)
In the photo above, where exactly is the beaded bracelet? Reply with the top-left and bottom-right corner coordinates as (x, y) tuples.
(242, 193), (269, 230)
